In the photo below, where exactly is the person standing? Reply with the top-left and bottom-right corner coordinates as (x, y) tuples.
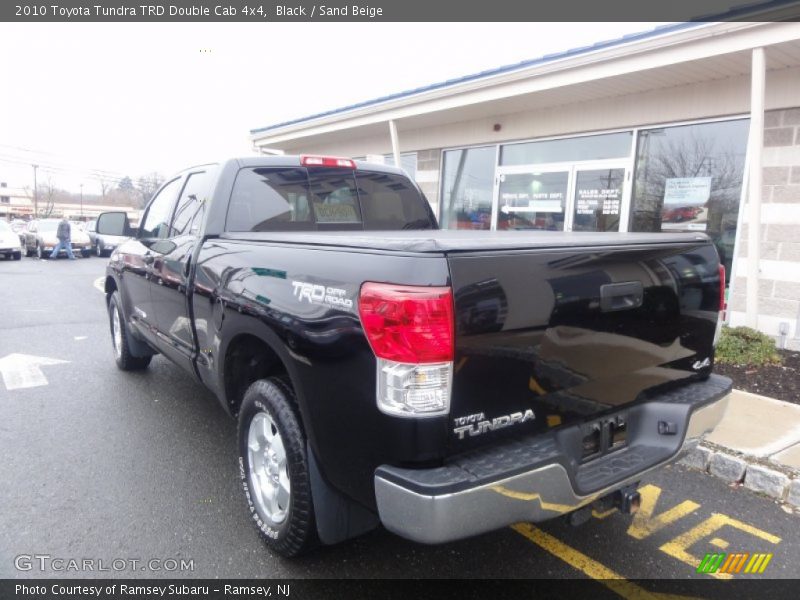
(49, 217), (76, 260)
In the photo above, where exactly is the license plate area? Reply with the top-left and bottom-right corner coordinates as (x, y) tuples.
(580, 413), (628, 463)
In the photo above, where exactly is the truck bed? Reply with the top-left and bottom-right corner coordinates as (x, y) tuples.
(220, 229), (711, 254)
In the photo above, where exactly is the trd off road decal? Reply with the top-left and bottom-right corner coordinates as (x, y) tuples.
(291, 281), (353, 309)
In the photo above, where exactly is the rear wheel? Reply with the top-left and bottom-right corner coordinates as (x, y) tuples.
(13, 251), (21, 261)
(108, 292), (152, 371)
(238, 378), (317, 557)
(81, 249), (91, 258)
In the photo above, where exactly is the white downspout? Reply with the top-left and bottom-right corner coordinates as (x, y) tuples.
(388, 120), (402, 172)
(746, 47), (765, 329)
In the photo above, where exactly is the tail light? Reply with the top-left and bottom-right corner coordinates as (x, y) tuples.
(359, 283), (454, 418)
(301, 155), (356, 169)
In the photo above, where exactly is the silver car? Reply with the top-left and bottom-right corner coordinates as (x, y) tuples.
(84, 219), (130, 257)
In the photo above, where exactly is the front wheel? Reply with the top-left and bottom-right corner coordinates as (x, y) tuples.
(13, 251), (21, 261)
(81, 249), (91, 258)
(95, 242), (103, 257)
(108, 292), (152, 371)
(238, 378), (317, 557)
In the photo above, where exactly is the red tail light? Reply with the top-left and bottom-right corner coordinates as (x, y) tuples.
(359, 283), (454, 363)
(301, 155), (356, 169)
(719, 265), (727, 313)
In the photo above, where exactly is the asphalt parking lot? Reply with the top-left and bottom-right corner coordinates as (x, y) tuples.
(1, 255), (799, 591)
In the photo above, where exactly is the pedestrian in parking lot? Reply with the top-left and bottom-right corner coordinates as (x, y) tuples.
(49, 217), (76, 260)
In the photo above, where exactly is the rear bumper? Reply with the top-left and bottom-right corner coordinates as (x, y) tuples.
(375, 375), (731, 544)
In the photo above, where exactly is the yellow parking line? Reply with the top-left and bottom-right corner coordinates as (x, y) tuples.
(93, 277), (105, 293)
(511, 523), (698, 600)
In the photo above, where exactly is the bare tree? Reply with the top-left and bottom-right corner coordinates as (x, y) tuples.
(135, 172), (164, 208)
(39, 177), (57, 217)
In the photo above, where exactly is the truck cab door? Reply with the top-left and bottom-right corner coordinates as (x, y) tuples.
(123, 177), (183, 343)
(148, 169), (215, 374)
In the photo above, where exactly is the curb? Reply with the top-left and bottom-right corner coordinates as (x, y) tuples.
(680, 441), (800, 513)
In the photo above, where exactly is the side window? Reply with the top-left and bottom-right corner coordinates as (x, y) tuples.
(172, 169), (215, 237)
(226, 167), (313, 232)
(140, 178), (182, 239)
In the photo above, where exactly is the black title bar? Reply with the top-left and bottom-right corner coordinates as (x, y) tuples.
(3, 0), (800, 22)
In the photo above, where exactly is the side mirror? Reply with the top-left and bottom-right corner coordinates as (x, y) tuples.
(97, 212), (135, 237)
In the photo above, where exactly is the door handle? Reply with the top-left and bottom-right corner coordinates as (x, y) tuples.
(600, 282), (644, 312)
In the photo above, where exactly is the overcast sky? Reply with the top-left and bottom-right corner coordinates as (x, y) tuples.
(0, 22), (664, 194)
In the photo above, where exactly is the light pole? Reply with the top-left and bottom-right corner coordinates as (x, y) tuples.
(80, 183), (84, 218)
(32, 164), (38, 217)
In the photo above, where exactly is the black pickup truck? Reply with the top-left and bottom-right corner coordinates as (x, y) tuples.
(98, 155), (731, 557)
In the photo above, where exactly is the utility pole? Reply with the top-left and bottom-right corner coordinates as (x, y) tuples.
(80, 183), (84, 218)
(32, 164), (38, 217)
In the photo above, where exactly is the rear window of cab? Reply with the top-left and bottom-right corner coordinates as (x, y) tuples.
(224, 167), (435, 232)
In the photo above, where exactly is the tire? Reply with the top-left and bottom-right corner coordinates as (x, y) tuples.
(81, 249), (91, 258)
(238, 378), (317, 557)
(25, 245), (33, 257)
(36, 244), (44, 259)
(13, 252), (21, 261)
(108, 291), (152, 371)
(95, 242), (103, 257)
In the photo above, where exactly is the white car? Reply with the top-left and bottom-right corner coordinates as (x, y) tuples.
(84, 219), (130, 257)
(0, 220), (23, 260)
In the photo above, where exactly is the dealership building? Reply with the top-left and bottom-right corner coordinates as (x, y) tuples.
(250, 20), (800, 350)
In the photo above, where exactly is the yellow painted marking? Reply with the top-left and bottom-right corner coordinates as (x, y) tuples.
(627, 484), (700, 540)
(758, 553), (773, 573)
(547, 414), (562, 427)
(512, 523), (700, 600)
(528, 376), (547, 396)
(709, 537), (729, 549)
(491, 486), (575, 514)
(593, 507), (618, 520)
(660, 513), (781, 580)
(744, 554), (761, 574)
(93, 276), (105, 293)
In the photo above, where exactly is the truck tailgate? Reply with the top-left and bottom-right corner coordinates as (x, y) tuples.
(447, 240), (721, 450)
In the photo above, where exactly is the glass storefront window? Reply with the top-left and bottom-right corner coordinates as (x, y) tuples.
(497, 171), (569, 230)
(572, 168), (625, 232)
(500, 131), (633, 166)
(440, 146), (495, 230)
(630, 119), (749, 280)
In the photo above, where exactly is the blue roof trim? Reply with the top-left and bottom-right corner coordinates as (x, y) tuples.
(250, 22), (704, 135)
(250, 2), (794, 136)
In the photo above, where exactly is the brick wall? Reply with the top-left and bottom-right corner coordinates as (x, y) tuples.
(730, 108), (800, 350)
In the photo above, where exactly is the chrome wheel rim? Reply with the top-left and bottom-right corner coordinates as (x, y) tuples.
(111, 304), (123, 358)
(96, 243), (101, 256)
(37, 245), (42, 259)
(247, 412), (290, 524)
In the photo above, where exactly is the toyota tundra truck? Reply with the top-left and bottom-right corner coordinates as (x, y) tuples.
(97, 155), (731, 557)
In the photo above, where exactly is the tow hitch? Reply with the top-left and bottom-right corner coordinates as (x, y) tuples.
(566, 483), (641, 526)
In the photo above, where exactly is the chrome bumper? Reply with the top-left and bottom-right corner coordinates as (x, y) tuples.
(375, 384), (730, 545)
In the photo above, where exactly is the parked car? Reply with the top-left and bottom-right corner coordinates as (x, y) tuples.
(84, 219), (130, 257)
(97, 156), (731, 558)
(22, 219), (92, 258)
(0, 220), (23, 260)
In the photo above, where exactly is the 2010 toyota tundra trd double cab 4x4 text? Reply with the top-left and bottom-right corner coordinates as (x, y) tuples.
(97, 155), (732, 557)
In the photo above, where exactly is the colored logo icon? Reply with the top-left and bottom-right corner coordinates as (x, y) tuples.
(697, 552), (773, 574)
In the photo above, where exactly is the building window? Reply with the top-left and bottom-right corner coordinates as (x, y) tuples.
(440, 146), (496, 230)
(630, 119), (749, 280)
(500, 131), (633, 166)
(0, 196), (9, 204)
